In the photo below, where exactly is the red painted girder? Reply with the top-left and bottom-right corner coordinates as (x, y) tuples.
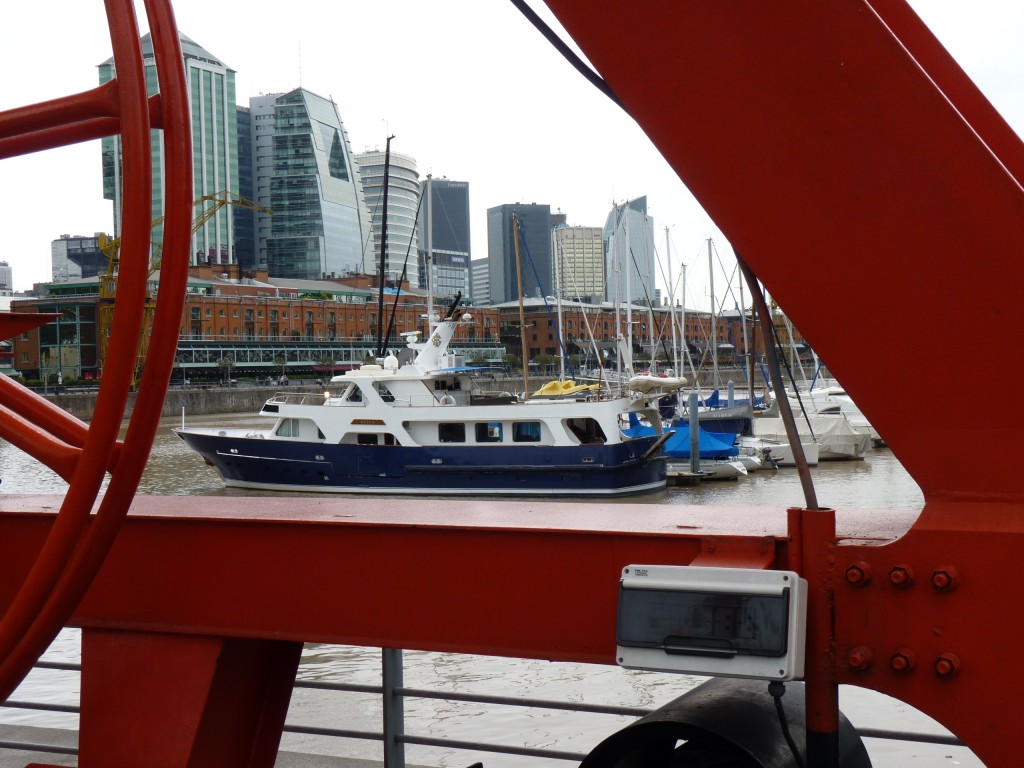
(543, 0), (1024, 505)
(833, 499), (1024, 767)
(0, 496), (911, 663)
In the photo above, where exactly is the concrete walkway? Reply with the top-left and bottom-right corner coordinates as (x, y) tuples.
(0, 725), (437, 768)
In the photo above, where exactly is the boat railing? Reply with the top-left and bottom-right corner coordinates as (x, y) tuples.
(1, 648), (969, 767)
(266, 392), (334, 407)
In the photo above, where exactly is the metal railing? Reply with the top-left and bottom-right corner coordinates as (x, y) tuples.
(0, 651), (966, 765)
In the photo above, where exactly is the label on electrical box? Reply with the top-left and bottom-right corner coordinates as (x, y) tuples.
(616, 565), (807, 681)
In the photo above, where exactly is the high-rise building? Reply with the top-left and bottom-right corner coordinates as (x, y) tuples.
(470, 258), (490, 305)
(252, 90), (375, 279)
(0, 261), (12, 292)
(486, 203), (556, 304)
(553, 225), (604, 300)
(355, 149), (420, 288)
(51, 236), (106, 283)
(233, 105), (256, 272)
(604, 197), (656, 304)
(418, 178), (471, 301)
(100, 33), (240, 266)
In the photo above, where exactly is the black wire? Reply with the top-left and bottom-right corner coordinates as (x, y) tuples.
(768, 681), (806, 768)
(509, 0), (629, 115)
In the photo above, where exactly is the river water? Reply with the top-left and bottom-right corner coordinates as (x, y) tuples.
(0, 415), (982, 767)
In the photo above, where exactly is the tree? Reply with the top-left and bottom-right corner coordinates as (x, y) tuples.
(217, 356), (235, 386)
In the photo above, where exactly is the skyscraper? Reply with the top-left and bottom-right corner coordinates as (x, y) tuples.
(604, 197), (656, 304)
(418, 178), (471, 300)
(51, 236), (106, 283)
(355, 149), (421, 288)
(253, 89), (375, 279)
(0, 261), (11, 292)
(553, 225), (605, 300)
(233, 105), (256, 272)
(100, 33), (239, 266)
(486, 203), (555, 304)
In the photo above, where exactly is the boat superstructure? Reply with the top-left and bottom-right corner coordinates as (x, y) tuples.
(176, 309), (673, 497)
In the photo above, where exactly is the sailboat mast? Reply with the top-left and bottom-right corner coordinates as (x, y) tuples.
(513, 213), (530, 399)
(425, 175), (434, 328)
(376, 134), (395, 357)
(739, 275), (755, 410)
(552, 226), (566, 380)
(709, 237), (718, 390)
(665, 227), (677, 374)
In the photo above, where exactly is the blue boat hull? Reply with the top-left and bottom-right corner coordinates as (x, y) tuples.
(175, 430), (667, 497)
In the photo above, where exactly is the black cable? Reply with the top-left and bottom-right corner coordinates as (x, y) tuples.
(509, 0), (629, 114)
(768, 681), (806, 768)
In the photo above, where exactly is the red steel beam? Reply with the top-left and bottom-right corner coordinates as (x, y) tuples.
(542, 0), (1024, 505)
(0, 497), (910, 663)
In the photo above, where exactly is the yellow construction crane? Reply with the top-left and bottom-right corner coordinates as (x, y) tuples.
(97, 191), (272, 390)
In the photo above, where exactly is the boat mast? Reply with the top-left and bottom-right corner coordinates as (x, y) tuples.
(376, 134), (395, 358)
(739, 273), (755, 414)
(709, 237), (718, 390)
(665, 227), (677, 374)
(425, 174), (434, 330)
(552, 226), (566, 381)
(624, 205), (633, 376)
(513, 213), (530, 399)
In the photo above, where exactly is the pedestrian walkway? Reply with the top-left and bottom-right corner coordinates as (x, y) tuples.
(0, 725), (437, 768)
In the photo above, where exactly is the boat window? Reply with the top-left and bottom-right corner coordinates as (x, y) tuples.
(475, 422), (503, 443)
(512, 422), (542, 443)
(376, 384), (395, 402)
(345, 385), (362, 402)
(438, 422), (466, 443)
(275, 418), (299, 437)
(357, 434), (378, 445)
(383, 434), (399, 446)
(567, 418), (606, 445)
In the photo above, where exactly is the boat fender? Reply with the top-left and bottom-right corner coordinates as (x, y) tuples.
(440, 394), (456, 406)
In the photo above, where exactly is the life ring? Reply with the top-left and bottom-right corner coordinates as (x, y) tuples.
(440, 394), (456, 406)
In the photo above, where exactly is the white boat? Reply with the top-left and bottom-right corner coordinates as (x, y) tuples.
(753, 413), (871, 461)
(738, 436), (820, 467)
(176, 306), (676, 497)
(804, 385), (884, 446)
(668, 458), (747, 480)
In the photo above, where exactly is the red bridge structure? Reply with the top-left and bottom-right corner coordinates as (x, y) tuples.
(1, 0), (1021, 765)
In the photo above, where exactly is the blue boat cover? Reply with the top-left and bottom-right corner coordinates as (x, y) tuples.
(622, 414), (738, 458)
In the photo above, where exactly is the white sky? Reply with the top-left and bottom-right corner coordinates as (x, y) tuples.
(1, 1), (1022, 306)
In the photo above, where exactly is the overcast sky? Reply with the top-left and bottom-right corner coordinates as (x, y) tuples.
(1, 1), (1021, 306)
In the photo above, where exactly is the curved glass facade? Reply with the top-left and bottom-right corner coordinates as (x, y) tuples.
(261, 90), (375, 279)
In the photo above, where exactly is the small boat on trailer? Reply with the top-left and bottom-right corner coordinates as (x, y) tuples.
(176, 306), (673, 497)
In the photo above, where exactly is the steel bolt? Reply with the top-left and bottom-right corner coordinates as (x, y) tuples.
(847, 646), (873, 671)
(890, 648), (917, 673)
(845, 562), (872, 586)
(934, 653), (962, 678)
(931, 566), (960, 592)
(889, 564), (915, 588)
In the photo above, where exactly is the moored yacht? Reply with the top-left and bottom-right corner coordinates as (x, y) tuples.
(176, 305), (673, 497)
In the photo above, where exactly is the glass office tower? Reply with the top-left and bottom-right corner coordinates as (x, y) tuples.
(257, 90), (375, 279)
(100, 33), (239, 266)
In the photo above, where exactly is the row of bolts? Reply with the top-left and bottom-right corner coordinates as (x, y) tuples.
(843, 562), (961, 678)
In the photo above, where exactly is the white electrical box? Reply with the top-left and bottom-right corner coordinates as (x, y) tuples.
(616, 564), (807, 681)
